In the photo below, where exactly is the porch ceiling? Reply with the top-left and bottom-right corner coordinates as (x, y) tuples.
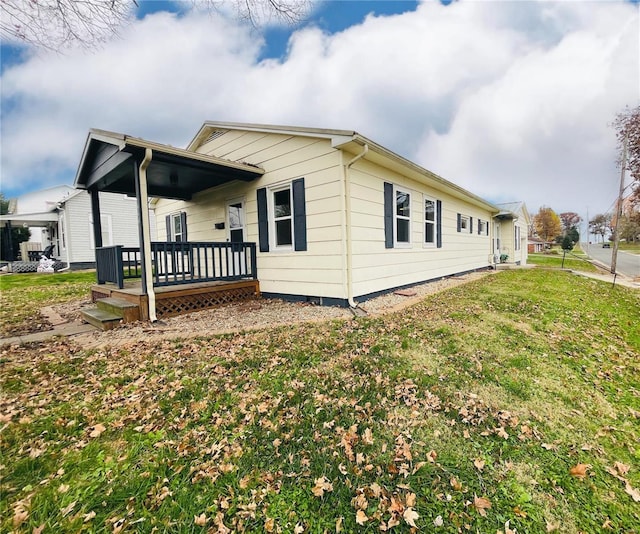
(74, 130), (264, 201)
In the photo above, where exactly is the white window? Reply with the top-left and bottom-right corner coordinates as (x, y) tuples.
(270, 185), (293, 249)
(424, 197), (437, 246)
(515, 226), (521, 250)
(460, 215), (469, 231)
(395, 188), (411, 245)
(170, 212), (184, 242)
(89, 214), (113, 249)
(478, 219), (487, 235)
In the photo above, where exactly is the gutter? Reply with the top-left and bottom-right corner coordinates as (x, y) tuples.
(139, 149), (157, 322)
(342, 143), (369, 308)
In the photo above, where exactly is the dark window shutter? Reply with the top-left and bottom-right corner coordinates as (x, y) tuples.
(292, 178), (307, 251)
(469, 217), (473, 234)
(486, 223), (489, 236)
(457, 213), (462, 232)
(257, 187), (269, 252)
(165, 215), (172, 242)
(478, 219), (482, 235)
(436, 200), (442, 248)
(384, 182), (393, 248)
(181, 211), (188, 242)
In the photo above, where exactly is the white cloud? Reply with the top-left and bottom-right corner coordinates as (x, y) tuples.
(1, 0), (638, 219)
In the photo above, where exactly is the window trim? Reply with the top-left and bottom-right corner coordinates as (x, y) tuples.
(394, 186), (411, 248)
(269, 183), (294, 251)
(169, 212), (184, 242)
(423, 195), (438, 248)
(459, 214), (470, 232)
(89, 213), (113, 249)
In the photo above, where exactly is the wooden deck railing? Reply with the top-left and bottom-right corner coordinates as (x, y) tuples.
(96, 242), (257, 289)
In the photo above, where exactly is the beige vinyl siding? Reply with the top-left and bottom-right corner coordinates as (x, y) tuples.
(155, 132), (347, 300)
(348, 158), (493, 298)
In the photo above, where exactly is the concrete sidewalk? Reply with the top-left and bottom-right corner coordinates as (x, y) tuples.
(568, 269), (640, 290)
(0, 321), (97, 347)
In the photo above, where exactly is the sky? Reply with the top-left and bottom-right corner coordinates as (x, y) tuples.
(1, 0), (639, 228)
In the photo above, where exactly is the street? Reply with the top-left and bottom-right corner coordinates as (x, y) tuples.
(582, 243), (640, 279)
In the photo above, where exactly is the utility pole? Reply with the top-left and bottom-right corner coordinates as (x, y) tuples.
(611, 133), (627, 276)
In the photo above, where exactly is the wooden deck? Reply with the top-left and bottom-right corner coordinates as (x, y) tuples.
(91, 279), (260, 321)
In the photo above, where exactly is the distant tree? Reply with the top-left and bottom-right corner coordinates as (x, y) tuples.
(0, 0), (310, 51)
(567, 226), (580, 243)
(589, 213), (611, 243)
(559, 212), (582, 235)
(618, 213), (640, 243)
(613, 105), (640, 186)
(533, 207), (562, 244)
(0, 193), (31, 261)
(561, 234), (574, 251)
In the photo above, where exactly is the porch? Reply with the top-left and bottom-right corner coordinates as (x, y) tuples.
(91, 241), (259, 321)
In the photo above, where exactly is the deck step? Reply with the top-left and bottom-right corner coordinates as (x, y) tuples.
(80, 308), (123, 331)
(96, 297), (140, 323)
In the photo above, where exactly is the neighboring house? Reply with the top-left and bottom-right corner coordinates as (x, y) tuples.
(494, 201), (531, 265)
(0, 186), (155, 269)
(528, 237), (546, 254)
(74, 123), (527, 322)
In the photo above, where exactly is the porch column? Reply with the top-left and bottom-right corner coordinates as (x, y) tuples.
(90, 190), (103, 249)
(133, 150), (157, 322)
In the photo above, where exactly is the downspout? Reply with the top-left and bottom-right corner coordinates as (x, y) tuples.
(139, 149), (157, 322)
(342, 143), (369, 308)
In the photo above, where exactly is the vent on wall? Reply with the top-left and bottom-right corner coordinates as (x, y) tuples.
(203, 129), (228, 144)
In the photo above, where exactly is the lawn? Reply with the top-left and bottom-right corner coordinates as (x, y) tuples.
(0, 271), (96, 337)
(1, 270), (639, 533)
(526, 251), (599, 273)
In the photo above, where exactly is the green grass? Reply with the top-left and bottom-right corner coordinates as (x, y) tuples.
(527, 252), (599, 272)
(1, 270), (639, 533)
(0, 271), (96, 336)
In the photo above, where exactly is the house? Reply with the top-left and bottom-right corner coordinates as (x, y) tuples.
(73, 122), (527, 324)
(527, 237), (546, 254)
(0, 185), (155, 270)
(493, 201), (531, 265)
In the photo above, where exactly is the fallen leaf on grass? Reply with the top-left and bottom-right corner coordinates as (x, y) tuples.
(58, 484), (70, 493)
(61, 500), (77, 517)
(355, 510), (368, 525)
(569, 463), (590, 479)
(625, 482), (640, 502)
(433, 515), (444, 527)
(474, 458), (485, 471)
(264, 517), (275, 532)
(13, 507), (28, 527)
(33, 524), (45, 534)
(311, 476), (333, 497)
(403, 507), (419, 527)
(83, 511), (96, 522)
(194, 513), (208, 526)
(614, 462), (630, 476)
(472, 495), (492, 517)
(89, 423), (106, 438)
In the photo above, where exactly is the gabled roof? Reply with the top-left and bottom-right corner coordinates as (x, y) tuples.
(189, 121), (500, 213)
(495, 201), (530, 223)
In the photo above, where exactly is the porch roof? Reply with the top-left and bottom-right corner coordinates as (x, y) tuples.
(74, 129), (264, 201)
(0, 211), (59, 227)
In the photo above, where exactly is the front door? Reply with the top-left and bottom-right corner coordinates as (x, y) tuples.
(227, 200), (245, 275)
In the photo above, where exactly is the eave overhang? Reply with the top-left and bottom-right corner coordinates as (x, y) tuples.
(0, 211), (59, 227)
(75, 129), (264, 200)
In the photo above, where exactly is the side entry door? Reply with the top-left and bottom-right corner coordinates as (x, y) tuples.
(227, 199), (246, 276)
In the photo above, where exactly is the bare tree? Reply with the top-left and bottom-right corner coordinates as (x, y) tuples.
(1, 0), (310, 51)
